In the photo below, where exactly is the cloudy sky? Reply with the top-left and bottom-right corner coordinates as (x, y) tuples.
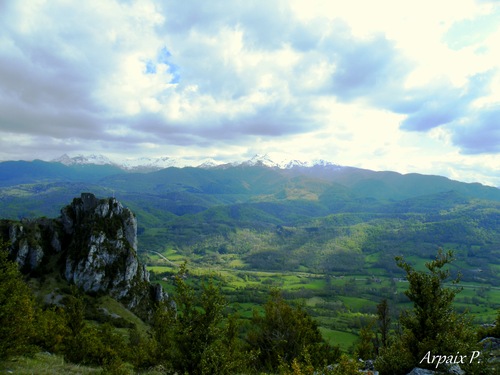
(1, 0), (499, 186)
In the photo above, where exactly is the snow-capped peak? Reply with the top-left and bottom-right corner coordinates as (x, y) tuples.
(282, 159), (310, 169)
(197, 158), (224, 169)
(119, 156), (179, 171)
(50, 153), (342, 172)
(236, 154), (342, 170)
(241, 154), (280, 168)
(52, 154), (115, 166)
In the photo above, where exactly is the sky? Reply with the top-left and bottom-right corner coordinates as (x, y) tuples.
(0, 0), (499, 187)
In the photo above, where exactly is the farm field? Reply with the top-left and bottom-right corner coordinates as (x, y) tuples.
(146, 247), (500, 351)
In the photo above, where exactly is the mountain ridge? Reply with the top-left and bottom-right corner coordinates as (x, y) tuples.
(47, 153), (348, 173)
(1, 153), (497, 191)
(0, 153), (499, 288)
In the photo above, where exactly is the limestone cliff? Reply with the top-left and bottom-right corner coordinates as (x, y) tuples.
(0, 193), (166, 313)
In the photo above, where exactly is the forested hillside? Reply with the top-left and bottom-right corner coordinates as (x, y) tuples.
(1, 183), (499, 373)
(1, 161), (499, 286)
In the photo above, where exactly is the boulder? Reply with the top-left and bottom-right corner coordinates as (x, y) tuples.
(406, 368), (438, 375)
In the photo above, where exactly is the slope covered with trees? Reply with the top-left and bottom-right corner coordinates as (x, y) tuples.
(1, 162), (500, 373)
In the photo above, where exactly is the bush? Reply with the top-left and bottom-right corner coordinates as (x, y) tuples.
(152, 263), (250, 374)
(246, 289), (340, 372)
(375, 249), (485, 374)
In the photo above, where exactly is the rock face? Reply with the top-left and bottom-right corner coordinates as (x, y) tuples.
(4, 218), (61, 273)
(1, 193), (166, 311)
(62, 193), (147, 305)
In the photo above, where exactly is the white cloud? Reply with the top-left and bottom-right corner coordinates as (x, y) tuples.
(0, 0), (499, 186)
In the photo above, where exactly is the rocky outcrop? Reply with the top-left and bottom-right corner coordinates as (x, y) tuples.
(1, 193), (166, 312)
(62, 193), (145, 304)
(3, 218), (61, 273)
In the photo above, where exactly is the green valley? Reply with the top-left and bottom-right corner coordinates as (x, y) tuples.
(1, 160), (500, 373)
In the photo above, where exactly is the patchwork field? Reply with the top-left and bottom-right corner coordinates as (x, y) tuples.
(146, 247), (500, 352)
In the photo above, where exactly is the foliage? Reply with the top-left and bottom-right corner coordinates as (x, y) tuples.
(355, 319), (376, 360)
(33, 305), (69, 354)
(152, 262), (249, 374)
(328, 353), (361, 375)
(376, 298), (391, 352)
(246, 288), (340, 372)
(375, 249), (484, 374)
(0, 241), (36, 359)
(62, 291), (127, 369)
(0, 352), (102, 374)
(478, 309), (500, 339)
(126, 325), (157, 369)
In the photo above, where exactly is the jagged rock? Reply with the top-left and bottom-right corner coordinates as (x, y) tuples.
(153, 283), (168, 302)
(1, 193), (167, 314)
(14, 236), (29, 265)
(51, 230), (62, 253)
(405, 364), (465, 375)
(481, 337), (500, 351)
(44, 291), (64, 306)
(406, 368), (438, 375)
(62, 193), (155, 307)
(447, 364), (464, 375)
(6, 221), (47, 271)
(98, 307), (121, 319)
(362, 359), (375, 370)
(8, 222), (22, 244)
(27, 243), (44, 269)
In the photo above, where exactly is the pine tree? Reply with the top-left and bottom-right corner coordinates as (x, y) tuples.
(375, 249), (485, 374)
(246, 289), (340, 372)
(153, 263), (248, 374)
(376, 298), (391, 352)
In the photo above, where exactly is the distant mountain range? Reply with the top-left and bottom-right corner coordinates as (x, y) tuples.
(48, 153), (343, 172)
(1, 152), (499, 286)
(1, 153), (498, 201)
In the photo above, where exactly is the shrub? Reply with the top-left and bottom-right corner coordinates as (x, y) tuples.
(246, 289), (340, 372)
(0, 243), (36, 359)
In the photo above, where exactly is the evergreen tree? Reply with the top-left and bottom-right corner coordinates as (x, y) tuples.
(246, 289), (340, 372)
(375, 249), (485, 374)
(153, 263), (248, 374)
(355, 320), (376, 360)
(0, 241), (36, 359)
(376, 298), (391, 352)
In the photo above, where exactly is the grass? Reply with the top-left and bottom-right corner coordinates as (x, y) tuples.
(339, 296), (377, 311)
(99, 296), (150, 332)
(0, 353), (171, 375)
(319, 328), (358, 352)
(146, 248), (500, 354)
(0, 352), (101, 375)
